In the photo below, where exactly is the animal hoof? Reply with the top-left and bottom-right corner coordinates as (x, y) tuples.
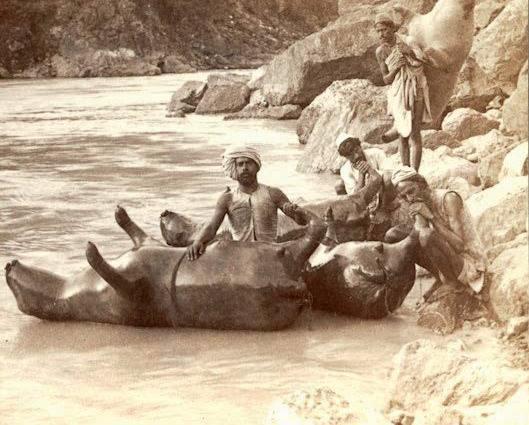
(5, 259), (18, 273)
(85, 242), (101, 267)
(115, 205), (131, 227)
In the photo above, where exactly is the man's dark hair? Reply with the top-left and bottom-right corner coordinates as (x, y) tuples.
(338, 137), (362, 156)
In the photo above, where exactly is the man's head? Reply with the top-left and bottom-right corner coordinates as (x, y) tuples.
(374, 13), (397, 45)
(391, 166), (430, 203)
(222, 145), (262, 185)
(335, 133), (366, 167)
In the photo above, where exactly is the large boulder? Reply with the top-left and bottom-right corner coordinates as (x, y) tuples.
(502, 61), (528, 138)
(296, 79), (392, 173)
(452, 0), (528, 110)
(478, 144), (517, 188)
(387, 339), (529, 425)
(258, 0), (436, 106)
(195, 74), (251, 114)
(266, 387), (391, 425)
(441, 108), (500, 141)
(474, 0), (509, 33)
(224, 104), (302, 120)
(488, 243), (529, 321)
(467, 176), (528, 248)
(166, 80), (207, 117)
(499, 141), (528, 180)
(422, 130), (460, 150)
(453, 129), (519, 163)
(383, 147), (480, 188)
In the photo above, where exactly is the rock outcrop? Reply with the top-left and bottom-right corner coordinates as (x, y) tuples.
(452, 0), (528, 110)
(387, 339), (529, 425)
(266, 387), (390, 425)
(441, 108), (500, 142)
(296, 79), (392, 173)
(224, 104), (303, 120)
(502, 61), (528, 138)
(0, 0), (339, 78)
(195, 74), (251, 114)
(489, 243), (529, 322)
(257, 0), (436, 106)
(499, 142), (528, 180)
(166, 81), (207, 117)
(467, 176), (528, 248)
(383, 147), (480, 188)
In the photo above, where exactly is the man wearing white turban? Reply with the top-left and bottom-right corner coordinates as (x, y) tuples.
(187, 145), (307, 260)
(387, 166), (487, 301)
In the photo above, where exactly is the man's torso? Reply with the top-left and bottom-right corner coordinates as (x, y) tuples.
(226, 184), (278, 242)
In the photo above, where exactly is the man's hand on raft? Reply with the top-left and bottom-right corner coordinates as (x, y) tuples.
(187, 241), (206, 261)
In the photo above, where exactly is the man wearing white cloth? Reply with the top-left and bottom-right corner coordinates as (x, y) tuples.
(375, 13), (435, 171)
(388, 166), (488, 301)
(187, 145), (307, 260)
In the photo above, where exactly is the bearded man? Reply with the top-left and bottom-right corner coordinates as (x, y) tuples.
(187, 145), (307, 260)
(387, 166), (487, 300)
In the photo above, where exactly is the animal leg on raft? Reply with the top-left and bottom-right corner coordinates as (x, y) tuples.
(115, 205), (148, 248)
(85, 241), (149, 303)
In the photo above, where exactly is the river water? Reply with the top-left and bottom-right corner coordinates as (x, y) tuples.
(0, 73), (435, 424)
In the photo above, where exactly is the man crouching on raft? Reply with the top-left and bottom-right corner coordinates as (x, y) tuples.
(187, 145), (308, 260)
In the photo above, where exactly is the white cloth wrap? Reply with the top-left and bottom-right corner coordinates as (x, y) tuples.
(391, 166), (418, 186)
(222, 146), (262, 180)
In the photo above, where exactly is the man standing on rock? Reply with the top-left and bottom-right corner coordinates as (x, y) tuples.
(187, 145), (308, 260)
(375, 13), (433, 171)
(387, 166), (487, 301)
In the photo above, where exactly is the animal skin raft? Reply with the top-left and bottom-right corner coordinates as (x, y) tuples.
(161, 207), (419, 320)
(5, 207), (325, 331)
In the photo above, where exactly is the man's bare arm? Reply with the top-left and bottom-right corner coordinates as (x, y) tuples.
(269, 187), (308, 226)
(187, 192), (230, 260)
(376, 46), (404, 85)
(434, 192), (465, 252)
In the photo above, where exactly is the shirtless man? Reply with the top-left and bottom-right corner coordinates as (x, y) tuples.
(187, 145), (307, 260)
(375, 13), (432, 171)
(387, 167), (487, 300)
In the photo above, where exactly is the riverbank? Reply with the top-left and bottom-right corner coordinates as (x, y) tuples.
(0, 0), (338, 79)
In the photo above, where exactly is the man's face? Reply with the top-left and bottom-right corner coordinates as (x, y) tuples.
(235, 157), (259, 185)
(375, 22), (396, 44)
(340, 140), (366, 167)
(396, 180), (429, 204)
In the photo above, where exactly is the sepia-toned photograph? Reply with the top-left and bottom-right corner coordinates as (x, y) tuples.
(0, 0), (527, 423)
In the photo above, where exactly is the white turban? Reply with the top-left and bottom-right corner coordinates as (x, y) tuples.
(222, 145), (262, 180)
(391, 166), (418, 186)
(335, 132), (360, 150)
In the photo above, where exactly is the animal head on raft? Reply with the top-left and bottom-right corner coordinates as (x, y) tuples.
(322, 206), (368, 245)
(160, 210), (197, 247)
(308, 231), (419, 283)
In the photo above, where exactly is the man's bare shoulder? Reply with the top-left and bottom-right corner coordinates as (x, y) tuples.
(376, 44), (390, 60)
(443, 191), (464, 215)
(215, 188), (233, 208)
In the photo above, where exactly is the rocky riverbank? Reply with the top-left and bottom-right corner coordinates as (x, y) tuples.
(0, 0), (338, 78)
(163, 0), (528, 422)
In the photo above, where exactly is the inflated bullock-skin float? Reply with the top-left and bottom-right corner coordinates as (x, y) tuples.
(302, 209), (417, 319)
(5, 207), (325, 330)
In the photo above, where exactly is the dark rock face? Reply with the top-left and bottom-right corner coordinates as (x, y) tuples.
(257, 0), (436, 106)
(0, 0), (339, 77)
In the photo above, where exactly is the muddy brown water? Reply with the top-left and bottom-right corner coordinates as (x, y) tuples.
(0, 73), (436, 424)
